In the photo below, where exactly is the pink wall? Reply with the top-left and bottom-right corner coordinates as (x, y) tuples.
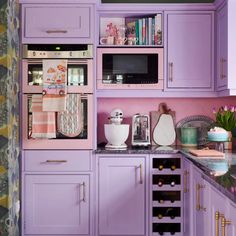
(97, 97), (236, 145)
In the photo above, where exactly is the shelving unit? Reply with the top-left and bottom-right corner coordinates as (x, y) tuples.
(151, 155), (183, 235)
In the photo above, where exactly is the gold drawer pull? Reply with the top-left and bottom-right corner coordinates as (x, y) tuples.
(46, 30), (68, 34)
(183, 170), (189, 193)
(196, 183), (206, 211)
(45, 160), (67, 163)
(221, 216), (231, 236)
(215, 211), (224, 236)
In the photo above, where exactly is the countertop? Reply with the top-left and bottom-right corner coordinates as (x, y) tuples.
(96, 146), (236, 204)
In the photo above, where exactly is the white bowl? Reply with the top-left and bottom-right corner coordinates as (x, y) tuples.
(104, 124), (129, 146)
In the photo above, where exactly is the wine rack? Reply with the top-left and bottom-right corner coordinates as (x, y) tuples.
(151, 155), (182, 236)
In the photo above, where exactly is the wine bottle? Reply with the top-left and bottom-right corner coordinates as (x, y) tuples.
(158, 164), (164, 171)
(170, 180), (175, 187)
(170, 164), (176, 171)
(158, 178), (164, 187)
(170, 232), (175, 235)
(166, 208), (175, 219)
(157, 213), (163, 219)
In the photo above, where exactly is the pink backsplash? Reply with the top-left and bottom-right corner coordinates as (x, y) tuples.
(97, 97), (236, 145)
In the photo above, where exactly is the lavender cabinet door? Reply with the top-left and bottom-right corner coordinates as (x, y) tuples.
(183, 158), (191, 236)
(228, 202), (236, 236)
(24, 175), (89, 235)
(166, 12), (214, 90)
(192, 167), (210, 236)
(22, 4), (93, 44)
(209, 185), (228, 236)
(217, 3), (228, 91)
(98, 157), (146, 235)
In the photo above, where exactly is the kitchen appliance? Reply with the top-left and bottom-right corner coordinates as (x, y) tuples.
(132, 114), (150, 146)
(22, 44), (93, 94)
(97, 47), (163, 90)
(104, 109), (129, 149)
(21, 44), (94, 149)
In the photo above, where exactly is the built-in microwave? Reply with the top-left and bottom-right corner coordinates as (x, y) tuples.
(97, 47), (163, 89)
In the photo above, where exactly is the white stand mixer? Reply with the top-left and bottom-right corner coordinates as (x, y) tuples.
(104, 109), (129, 150)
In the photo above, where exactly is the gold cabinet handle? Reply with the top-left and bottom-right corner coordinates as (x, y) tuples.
(139, 164), (143, 184)
(196, 183), (206, 211)
(46, 30), (68, 34)
(45, 160), (67, 163)
(82, 182), (86, 202)
(220, 58), (227, 79)
(221, 216), (231, 236)
(215, 211), (225, 236)
(169, 62), (173, 82)
(183, 170), (189, 193)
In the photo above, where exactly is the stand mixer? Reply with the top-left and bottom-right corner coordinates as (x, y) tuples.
(104, 109), (129, 149)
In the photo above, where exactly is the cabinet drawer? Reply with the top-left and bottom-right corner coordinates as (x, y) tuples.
(22, 4), (93, 43)
(24, 150), (91, 172)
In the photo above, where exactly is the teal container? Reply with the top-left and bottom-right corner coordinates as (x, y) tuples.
(181, 127), (198, 146)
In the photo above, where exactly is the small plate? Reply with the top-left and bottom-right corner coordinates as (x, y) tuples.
(176, 115), (215, 146)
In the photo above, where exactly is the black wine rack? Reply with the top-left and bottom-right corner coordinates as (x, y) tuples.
(151, 155), (182, 235)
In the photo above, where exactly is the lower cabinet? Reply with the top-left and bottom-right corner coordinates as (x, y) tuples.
(97, 155), (147, 236)
(191, 166), (210, 236)
(24, 174), (90, 235)
(183, 158), (191, 236)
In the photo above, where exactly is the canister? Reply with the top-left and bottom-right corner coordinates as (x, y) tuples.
(181, 127), (198, 146)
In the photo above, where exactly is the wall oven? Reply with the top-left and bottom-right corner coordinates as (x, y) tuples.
(97, 47), (163, 90)
(21, 44), (94, 149)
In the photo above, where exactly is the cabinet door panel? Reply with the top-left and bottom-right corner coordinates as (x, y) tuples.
(99, 157), (145, 235)
(25, 175), (89, 235)
(24, 5), (90, 38)
(167, 13), (213, 89)
(228, 202), (236, 236)
(217, 3), (228, 90)
(192, 167), (210, 236)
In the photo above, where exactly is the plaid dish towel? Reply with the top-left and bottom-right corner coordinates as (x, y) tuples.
(31, 95), (56, 139)
(42, 60), (67, 112)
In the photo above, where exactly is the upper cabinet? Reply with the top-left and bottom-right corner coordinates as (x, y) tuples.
(217, 0), (236, 96)
(165, 11), (214, 91)
(21, 4), (95, 44)
(216, 2), (228, 91)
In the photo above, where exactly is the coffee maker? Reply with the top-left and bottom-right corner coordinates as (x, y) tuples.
(132, 114), (150, 146)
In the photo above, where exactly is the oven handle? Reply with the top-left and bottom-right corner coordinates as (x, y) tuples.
(23, 59), (91, 64)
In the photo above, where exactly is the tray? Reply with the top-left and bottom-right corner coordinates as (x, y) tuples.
(189, 149), (225, 158)
(176, 115), (215, 146)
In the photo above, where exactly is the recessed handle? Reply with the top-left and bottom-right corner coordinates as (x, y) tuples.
(183, 170), (189, 193)
(169, 62), (173, 82)
(139, 164), (143, 184)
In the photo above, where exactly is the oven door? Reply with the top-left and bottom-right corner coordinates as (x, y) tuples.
(22, 59), (93, 93)
(22, 94), (93, 149)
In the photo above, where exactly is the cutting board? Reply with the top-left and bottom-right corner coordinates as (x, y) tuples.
(151, 103), (176, 146)
(189, 149), (225, 158)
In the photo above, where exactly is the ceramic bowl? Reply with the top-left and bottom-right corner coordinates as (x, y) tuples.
(207, 132), (229, 142)
(104, 124), (129, 146)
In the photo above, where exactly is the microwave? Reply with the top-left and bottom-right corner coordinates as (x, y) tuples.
(97, 47), (163, 89)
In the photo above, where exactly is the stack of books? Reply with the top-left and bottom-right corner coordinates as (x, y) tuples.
(125, 13), (162, 46)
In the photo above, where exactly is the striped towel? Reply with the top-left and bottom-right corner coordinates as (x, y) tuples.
(42, 60), (67, 112)
(31, 95), (56, 139)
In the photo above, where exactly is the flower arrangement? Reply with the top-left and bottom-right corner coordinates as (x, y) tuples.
(106, 23), (119, 38)
(213, 105), (236, 131)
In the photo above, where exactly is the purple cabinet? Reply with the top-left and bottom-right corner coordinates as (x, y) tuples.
(228, 202), (236, 236)
(165, 12), (214, 91)
(24, 174), (90, 235)
(191, 166), (210, 236)
(217, 2), (228, 91)
(98, 156), (146, 235)
(209, 184), (228, 236)
(183, 158), (191, 236)
(21, 4), (94, 44)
